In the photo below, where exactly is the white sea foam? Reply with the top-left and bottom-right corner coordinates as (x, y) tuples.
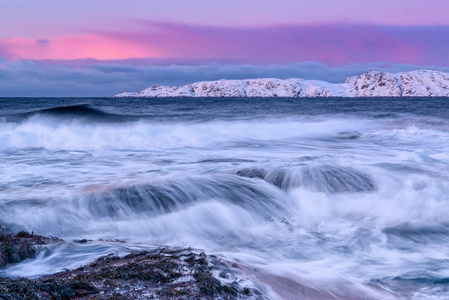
(0, 116), (374, 151)
(1, 109), (449, 299)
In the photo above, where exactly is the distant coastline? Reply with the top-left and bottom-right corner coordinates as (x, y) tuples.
(115, 70), (449, 98)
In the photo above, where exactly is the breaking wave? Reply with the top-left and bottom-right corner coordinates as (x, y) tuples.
(3, 104), (134, 123)
(1, 98), (449, 299)
(237, 165), (375, 193)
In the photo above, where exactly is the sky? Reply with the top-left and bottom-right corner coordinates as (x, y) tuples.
(1, 0), (448, 96)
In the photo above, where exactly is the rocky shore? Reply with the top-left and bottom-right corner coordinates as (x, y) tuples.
(0, 225), (63, 270)
(0, 227), (256, 299)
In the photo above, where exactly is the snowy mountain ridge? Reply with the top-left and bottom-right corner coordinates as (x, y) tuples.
(114, 70), (449, 98)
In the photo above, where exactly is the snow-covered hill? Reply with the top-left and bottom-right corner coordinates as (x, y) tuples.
(114, 70), (449, 98)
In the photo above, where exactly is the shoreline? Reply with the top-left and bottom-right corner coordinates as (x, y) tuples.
(0, 228), (257, 299)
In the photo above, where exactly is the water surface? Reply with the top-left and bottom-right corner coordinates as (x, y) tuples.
(1, 97), (449, 299)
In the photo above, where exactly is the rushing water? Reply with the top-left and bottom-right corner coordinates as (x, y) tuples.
(1, 97), (449, 299)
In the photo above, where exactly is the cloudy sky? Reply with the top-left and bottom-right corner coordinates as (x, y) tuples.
(1, 0), (448, 96)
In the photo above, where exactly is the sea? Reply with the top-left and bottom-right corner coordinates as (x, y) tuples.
(1, 97), (449, 299)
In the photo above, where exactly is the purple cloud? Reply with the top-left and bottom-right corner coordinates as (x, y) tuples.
(1, 22), (448, 66)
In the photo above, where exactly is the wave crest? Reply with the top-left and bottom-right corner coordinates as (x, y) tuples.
(237, 165), (375, 193)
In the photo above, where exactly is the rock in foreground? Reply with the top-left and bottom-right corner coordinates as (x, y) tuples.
(0, 248), (255, 299)
(0, 228), (62, 269)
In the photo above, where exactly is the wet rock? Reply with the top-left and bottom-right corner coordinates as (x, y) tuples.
(0, 276), (97, 300)
(0, 229), (63, 269)
(74, 239), (91, 244)
(0, 225), (9, 235)
(0, 247), (249, 299)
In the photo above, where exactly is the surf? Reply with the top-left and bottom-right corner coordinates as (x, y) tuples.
(1, 97), (449, 299)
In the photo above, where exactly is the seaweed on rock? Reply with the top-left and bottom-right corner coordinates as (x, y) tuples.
(0, 247), (252, 299)
(0, 229), (63, 269)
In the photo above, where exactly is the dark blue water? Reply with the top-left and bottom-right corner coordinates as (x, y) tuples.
(1, 97), (449, 299)
(1, 97), (448, 119)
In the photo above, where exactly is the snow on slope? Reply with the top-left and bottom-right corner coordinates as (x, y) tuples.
(114, 70), (449, 97)
(347, 70), (449, 97)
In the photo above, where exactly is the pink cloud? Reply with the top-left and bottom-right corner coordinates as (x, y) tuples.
(1, 34), (161, 60)
(1, 22), (448, 66)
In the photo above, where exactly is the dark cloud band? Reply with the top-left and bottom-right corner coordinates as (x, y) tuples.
(1, 58), (448, 97)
